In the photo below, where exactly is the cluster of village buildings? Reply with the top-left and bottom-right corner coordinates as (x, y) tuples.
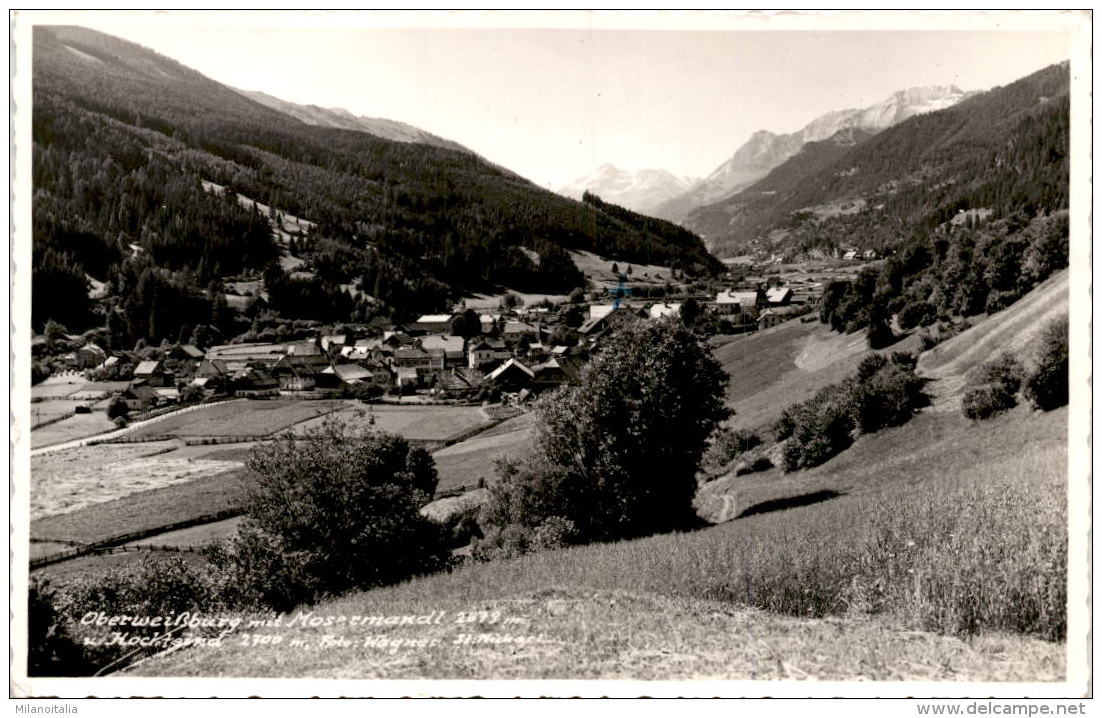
(57, 281), (820, 416)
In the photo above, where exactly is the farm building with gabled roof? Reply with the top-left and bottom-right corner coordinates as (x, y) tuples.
(486, 357), (534, 389)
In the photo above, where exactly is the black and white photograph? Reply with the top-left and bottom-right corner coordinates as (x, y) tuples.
(9, 9), (1092, 702)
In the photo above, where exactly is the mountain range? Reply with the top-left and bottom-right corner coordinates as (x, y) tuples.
(688, 63), (1068, 257)
(557, 164), (699, 214)
(650, 85), (975, 223)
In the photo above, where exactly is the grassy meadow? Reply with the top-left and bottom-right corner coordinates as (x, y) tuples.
(285, 404), (492, 443)
(124, 400), (344, 440)
(133, 401), (1067, 679)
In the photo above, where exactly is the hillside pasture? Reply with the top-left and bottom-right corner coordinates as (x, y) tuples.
(30, 410), (116, 449)
(570, 250), (674, 289)
(32, 376), (129, 401)
(919, 269), (1069, 413)
(461, 291), (571, 311)
(432, 412), (536, 493)
(714, 319), (921, 434)
(130, 587), (1062, 681)
(284, 403), (492, 443)
(30, 399), (91, 426)
(124, 399), (343, 440)
(134, 404), (1068, 680)
(31, 375), (86, 400)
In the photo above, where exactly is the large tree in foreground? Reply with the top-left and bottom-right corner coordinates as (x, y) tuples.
(480, 317), (730, 553)
(213, 416), (450, 610)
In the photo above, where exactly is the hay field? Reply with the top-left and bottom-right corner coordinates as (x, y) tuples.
(286, 403), (492, 443)
(30, 441), (241, 520)
(125, 400), (343, 439)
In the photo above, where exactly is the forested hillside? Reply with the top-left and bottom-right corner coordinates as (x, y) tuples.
(580, 191), (723, 275)
(690, 63), (1070, 259)
(31, 26), (720, 342)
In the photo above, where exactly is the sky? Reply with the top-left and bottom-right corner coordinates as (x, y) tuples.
(52, 11), (1078, 191)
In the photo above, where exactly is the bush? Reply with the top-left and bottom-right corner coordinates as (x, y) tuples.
(781, 383), (855, 472)
(106, 397), (130, 421)
(233, 417), (452, 603)
(962, 384), (1017, 421)
(985, 289), (1022, 314)
(28, 579), (93, 677)
(703, 427), (761, 471)
(1023, 316), (1069, 411)
(898, 300), (937, 330)
(43, 555), (227, 675)
(781, 352), (925, 472)
(865, 315), (895, 349)
(849, 354), (926, 434)
(734, 454), (774, 476)
(202, 524), (322, 613)
(961, 353), (1024, 421)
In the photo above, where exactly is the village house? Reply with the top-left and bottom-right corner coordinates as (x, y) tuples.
(382, 331), (414, 349)
(479, 314), (502, 334)
(205, 343), (289, 367)
(231, 367), (280, 397)
(285, 339), (322, 357)
(765, 287), (793, 307)
(169, 344), (205, 362)
(118, 384), (161, 413)
(394, 346), (434, 387)
(502, 320), (538, 347)
(531, 355), (581, 391)
(165, 344), (206, 380)
(194, 358), (229, 380)
(426, 347), (447, 373)
(76, 342), (107, 369)
(434, 367), (484, 399)
(757, 306), (803, 330)
(712, 289), (761, 319)
(316, 363), (379, 389)
(395, 366), (420, 388)
(133, 359), (173, 387)
(790, 290), (820, 307)
(525, 339), (549, 362)
(273, 354), (331, 392)
(467, 337), (510, 369)
(420, 334), (466, 367)
(588, 304), (616, 321)
(485, 357), (535, 391)
(578, 305), (641, 338)
(343, 337), (394, 365)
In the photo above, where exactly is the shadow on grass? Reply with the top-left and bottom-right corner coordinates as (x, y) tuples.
(736, 489), (844, 519)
